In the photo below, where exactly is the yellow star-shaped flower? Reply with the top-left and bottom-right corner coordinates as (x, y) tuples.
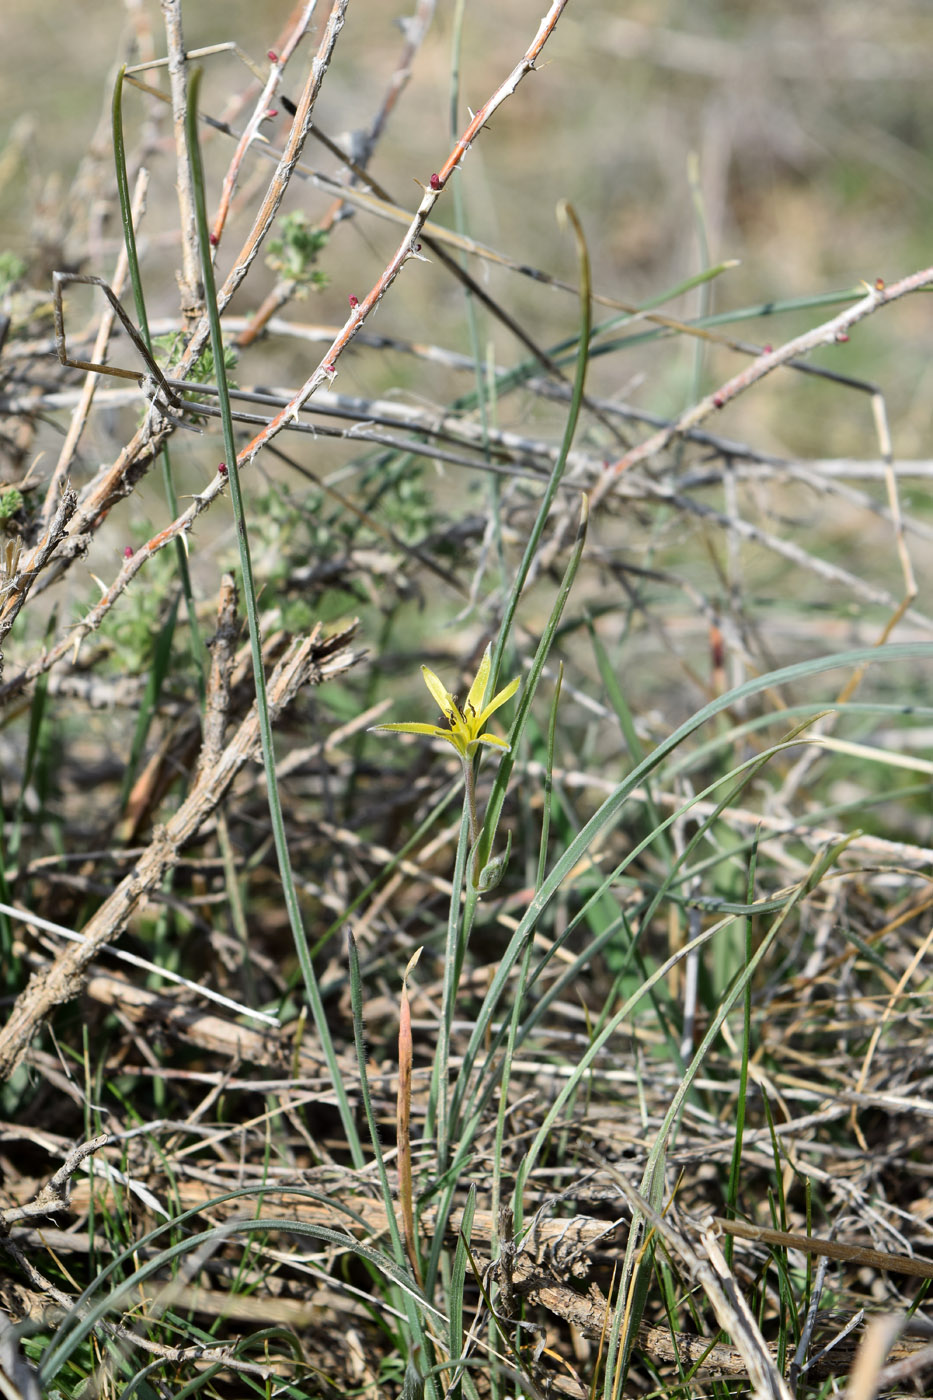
(372, 648), (519, 760)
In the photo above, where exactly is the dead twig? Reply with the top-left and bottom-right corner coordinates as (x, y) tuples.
(0, 1133), (109, 1227)
(159, 0), (203, 326)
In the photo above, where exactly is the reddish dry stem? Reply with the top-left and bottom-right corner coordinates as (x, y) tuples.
(396, 975), (422, 1288)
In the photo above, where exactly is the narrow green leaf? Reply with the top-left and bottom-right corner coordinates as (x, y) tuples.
(184, 65), (364, 1167)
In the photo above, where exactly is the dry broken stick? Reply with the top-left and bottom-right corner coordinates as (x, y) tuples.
(592, 1173), (793, 1400)
(52, 271), (201, 434)
(0, 619), (362, 1079)
(0, 1133), (110, 1228)
(0, 488), (77, 644)
(159, 0), (203, 328)
(199, 571), (239, 774)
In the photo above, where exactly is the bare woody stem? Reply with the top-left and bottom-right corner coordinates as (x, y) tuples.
(159, 0), (204, 326)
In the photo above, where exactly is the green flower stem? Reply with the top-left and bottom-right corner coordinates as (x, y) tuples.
(461, 755), (479, 876)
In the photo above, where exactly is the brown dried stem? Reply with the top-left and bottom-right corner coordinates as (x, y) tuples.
(159, 0), (203, 325)
(208, 0), (316, 249)
(191, 0), (572, 489)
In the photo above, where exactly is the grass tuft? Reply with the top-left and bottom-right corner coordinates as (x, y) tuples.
(0, 4), (932, 1398)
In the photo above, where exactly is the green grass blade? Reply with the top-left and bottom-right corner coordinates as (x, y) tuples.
(112, 64), (206, 702)
(487, 201), (591, 696)
(473, 496), (588, 892)
(184, 64), (363, 1167)
(118, 591), (179, 813)
(41, 1211), (443, 1382)
(346, 930), (409, 1276)
(446, 1182), (476, 1400)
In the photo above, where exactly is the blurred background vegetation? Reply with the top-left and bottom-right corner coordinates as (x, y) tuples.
(3, 0), (932, 462)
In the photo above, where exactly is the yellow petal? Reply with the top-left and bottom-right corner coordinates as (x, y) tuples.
(421, 665), (458, 721)
(476, 674), (519, 729)
(471, 732), (510, 751)
(370, 720), (466, 756)
(464, 647), (491, 717)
